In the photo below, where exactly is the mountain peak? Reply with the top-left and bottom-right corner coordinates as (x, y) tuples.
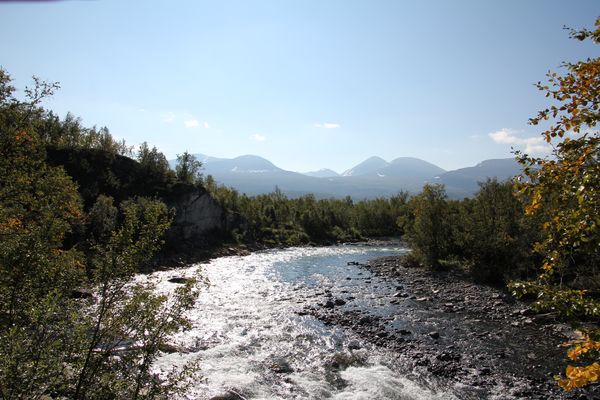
(342, 156), (389, 177)
(227, 155), (279, 172)
(303, 168), (340, 178)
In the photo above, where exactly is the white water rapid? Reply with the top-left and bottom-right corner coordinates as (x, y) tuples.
(146, 245), (458, 400)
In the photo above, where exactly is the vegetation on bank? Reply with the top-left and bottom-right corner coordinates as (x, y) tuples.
(205, 181), (411, 246)
(404, 18), (600, 391)
(0, 71), (199, 399)
(514, 19), (600, 391)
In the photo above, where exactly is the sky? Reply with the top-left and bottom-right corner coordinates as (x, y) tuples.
(0, 0), (598, 173)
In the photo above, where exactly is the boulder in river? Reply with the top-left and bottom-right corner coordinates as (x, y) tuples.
(168, 277), (192, 284)
(268, 357), (294, 373)
(348, 340), (361, 350)
(428, 331), (440, 340)
(324, 300), (335, 309)
(334, 298), (347, 306)
(209, 390), (247, 400)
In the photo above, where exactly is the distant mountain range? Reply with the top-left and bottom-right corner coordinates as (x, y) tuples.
(169, 154), (521, 199)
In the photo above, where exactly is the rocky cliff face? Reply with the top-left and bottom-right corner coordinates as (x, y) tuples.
(169, 188), (226, 241)
(45, 147), (238, 249)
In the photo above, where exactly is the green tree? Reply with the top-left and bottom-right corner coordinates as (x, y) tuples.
(0, 119), (86, 400)
(175, 151), (202, 185)
(72, 197), (197, 399)
(407, 184), (451, 268)
(465, 179), (533, 284)
(509, 18), (600, 390)
(88, 194), (118, 244)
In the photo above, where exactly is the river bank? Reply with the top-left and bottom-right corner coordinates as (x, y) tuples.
(303, 255), (600, 399)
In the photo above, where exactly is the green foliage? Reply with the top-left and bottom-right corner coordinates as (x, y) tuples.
(88, 194), (118, 244)
(36, 111), (133, 157)
(207, 182), (410, 246)
(406, 184), (452, 268)
(465, 179), (537, 284)
(71, 198), (195, 399)
(136, 142), (176, 189)
(510, 281), (600, 319)
(509, 18), (600, 390)
(0, 69), (199, 399)
(402, 180), (538, 283)
(175, 151), (202, 186)
(0, 127), (86, 399)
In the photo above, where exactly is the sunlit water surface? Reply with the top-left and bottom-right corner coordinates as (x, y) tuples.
(146, 245), (458, 400)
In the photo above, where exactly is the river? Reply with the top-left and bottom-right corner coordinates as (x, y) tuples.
(148, 244), (462, 399)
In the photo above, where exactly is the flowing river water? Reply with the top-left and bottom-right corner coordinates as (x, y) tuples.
(148, 244), (465, 399)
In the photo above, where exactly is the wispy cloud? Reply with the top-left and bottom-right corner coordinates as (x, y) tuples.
(184, 119), (200, 128)
(251, 133), (266, 141)
(315, 122), (341, 129)
(162, 111), (176, 122)
(162, 112), (209, 129)
(488, 128), (550, 154)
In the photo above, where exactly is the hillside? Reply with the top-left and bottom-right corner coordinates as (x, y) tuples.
(434, 158), (522, 198)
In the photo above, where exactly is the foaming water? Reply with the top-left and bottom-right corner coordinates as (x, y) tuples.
(149, 245), (458, 399)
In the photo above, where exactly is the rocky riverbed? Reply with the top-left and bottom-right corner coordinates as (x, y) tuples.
(301, 255), (600, 399)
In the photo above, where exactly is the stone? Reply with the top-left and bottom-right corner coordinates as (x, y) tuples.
(334, 298), (346, 306)
(158, 343), (186, 353)
(168, 277), (191, 284)
(348, 340), (361, 350)
(428, 331), (440, 339)
(268, 358), (294, 373)
(324, 300), (335, 309)
(436, 352), (459, 362)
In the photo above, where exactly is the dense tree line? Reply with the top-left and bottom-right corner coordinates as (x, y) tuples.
(205, 182), (411, 246)
(403, 180), (541, 285)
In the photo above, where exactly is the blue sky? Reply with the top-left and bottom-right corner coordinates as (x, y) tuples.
(1, 0), (598, 172)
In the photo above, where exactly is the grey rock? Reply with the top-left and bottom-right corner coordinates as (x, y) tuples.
(428, 331), (440, 339)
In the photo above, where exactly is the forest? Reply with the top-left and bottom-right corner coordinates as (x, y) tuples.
(0, 17), (599, 398)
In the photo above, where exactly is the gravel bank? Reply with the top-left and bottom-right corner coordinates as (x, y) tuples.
(303, 255), (600, 399)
